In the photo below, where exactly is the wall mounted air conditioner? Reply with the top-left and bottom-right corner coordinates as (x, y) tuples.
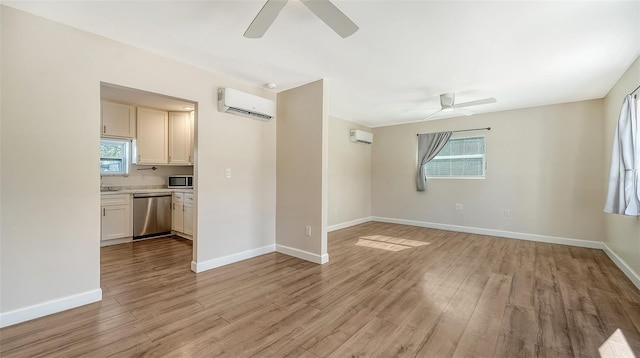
(217, 88), (275, 121)
(350, 129), (373, 144)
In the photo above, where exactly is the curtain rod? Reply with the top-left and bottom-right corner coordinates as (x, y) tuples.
(416, 127), (491, 136)
(631, 84), (640, 95)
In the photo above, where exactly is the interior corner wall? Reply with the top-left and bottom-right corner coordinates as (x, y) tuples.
(603, 55), (640, 278)
(276, 80), (329, 263)
(371, 100), (605, 243)
(1, 6), (276, 325)
(328, 116), (372, 228)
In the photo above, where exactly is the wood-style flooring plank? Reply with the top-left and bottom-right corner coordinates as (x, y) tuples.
(1, 226), (639, 357)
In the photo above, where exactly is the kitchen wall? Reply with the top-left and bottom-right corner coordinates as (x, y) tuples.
(603, 56), (640, 281)
(1, 6), (276, 325)
(371, 100), (605, 243)
(328, 116), (372, 228)
(101, 165), (193, 188)
(276, 80), (329, 263)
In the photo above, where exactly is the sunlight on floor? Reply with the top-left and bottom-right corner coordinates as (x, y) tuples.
(356, 235), (430, 252)
(599, 329), (636, 358)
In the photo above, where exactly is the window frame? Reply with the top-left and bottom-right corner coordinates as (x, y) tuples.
(425, 135), (487, 180)
(100, 138), (130, 176)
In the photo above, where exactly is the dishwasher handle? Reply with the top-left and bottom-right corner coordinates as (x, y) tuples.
(133, 192), (172, 198)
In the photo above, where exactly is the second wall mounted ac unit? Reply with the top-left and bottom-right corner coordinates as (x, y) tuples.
(350, 129), (373, 144)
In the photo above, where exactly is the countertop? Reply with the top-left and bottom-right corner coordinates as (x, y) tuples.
(100, 188), (194, 195)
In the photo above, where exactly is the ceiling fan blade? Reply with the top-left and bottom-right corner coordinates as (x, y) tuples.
(452, 97), (497, 108)
(244, 0), (289, 38)
(300, 0), (359, 38)
(453, 108), (475, 116)
(425, 109), (443, 120)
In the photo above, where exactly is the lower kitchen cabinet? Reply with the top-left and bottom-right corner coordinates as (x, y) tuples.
(101, 194), (132, 241)
(172, 192), (193, 237)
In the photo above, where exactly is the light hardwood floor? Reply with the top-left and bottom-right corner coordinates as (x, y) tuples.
(1, 222), (640, 357)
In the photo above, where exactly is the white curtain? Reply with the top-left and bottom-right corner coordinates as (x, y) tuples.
(416, 132), (452, 192)
(604, 94), (639, 215)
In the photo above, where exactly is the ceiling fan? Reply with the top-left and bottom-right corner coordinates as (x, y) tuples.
(244, 0), (359, 38)
(425, 93), (497, 120)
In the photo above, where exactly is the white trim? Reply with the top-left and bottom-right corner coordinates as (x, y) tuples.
(371, 216), (603, 249)
(191, 244), (275, 273)
(100, 237), (132, 247)
(602, 243), (640, 290)
(276, 244), (329, 264)
(0, 289), (102, 328)
(328, 217), (372, 232)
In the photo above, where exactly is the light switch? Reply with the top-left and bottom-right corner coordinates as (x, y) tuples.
(225, 168), (231, 179)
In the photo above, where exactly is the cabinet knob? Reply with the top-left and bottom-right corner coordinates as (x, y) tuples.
(103, 125), (106, 133)
(102, 208), (106, 216)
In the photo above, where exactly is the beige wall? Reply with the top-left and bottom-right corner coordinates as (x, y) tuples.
(1, 6), (276, 318)
(328, 116), (372, 227)
(372, 100), (605, 242)
(276, 80), (328, 263)
(603, 56), (640, 276)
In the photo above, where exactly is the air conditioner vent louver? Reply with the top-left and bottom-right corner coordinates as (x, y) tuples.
(217, 88), (275, 121)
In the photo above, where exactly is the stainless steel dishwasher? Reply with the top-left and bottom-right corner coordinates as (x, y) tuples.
(133, 192), (172, 240)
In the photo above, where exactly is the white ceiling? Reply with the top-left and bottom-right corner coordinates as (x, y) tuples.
(5, 1), (640, 127)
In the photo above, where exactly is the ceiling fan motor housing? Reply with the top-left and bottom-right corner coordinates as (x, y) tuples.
(441, 93), (455, 108)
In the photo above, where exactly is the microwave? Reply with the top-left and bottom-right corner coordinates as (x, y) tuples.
(168, 175), (193, 189)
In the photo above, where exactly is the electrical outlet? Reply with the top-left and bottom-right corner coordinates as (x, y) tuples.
(503, 209), (511, 217)
(333, 207), (338, 214)
(225, 168), (231, 179)
(305, 225), (311, 236)
(455, 203), (463, 211)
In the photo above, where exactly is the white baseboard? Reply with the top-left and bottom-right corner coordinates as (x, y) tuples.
(276, 244), (329, 264)
(328, 217), (372, 232)
(100, 237), (132, 247)
(371, 216), (604, 249)
(0, 288), (102, 328)
(602, 243), (640, 290)
(191, 244), (275, 273)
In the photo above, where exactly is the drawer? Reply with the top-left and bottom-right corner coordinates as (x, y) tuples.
(100, 194), (130, 206)
(184, 193), (194, 202)
(174, 192), (184, 202)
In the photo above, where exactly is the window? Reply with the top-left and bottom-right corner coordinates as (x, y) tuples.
(100, 139), (130, 175)
(426, 136), (486, 178)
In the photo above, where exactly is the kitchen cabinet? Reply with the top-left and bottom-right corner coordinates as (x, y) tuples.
(135, 107), (168, 164)
(168, 112), (192, 165)
(101, 100), (136, 138)
(172, 192), (184, 233)
(172, 192), (194, 237)
(189, 111), (195, 164)
(101, 194), (132, 241)
(183, 192), (194, 236)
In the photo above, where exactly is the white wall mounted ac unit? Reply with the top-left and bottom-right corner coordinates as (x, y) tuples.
(217, 88), (275, 121)
(350, 129), (373, 144)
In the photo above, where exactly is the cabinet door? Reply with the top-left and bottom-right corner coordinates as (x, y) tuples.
(172, 200), (184, 233)
(101, 100), (136, 138)
(168, 112), (191, 165)
(183, 203), (194, 236)
(136, 107), (168, 164)
(101, 204), (131, 241)
(189, 111), (195, 164)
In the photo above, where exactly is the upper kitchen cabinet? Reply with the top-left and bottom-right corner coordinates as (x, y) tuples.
(101, 100), (136, 138)
(168, 112), (193, 165)
(135, 107), (168, 164)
